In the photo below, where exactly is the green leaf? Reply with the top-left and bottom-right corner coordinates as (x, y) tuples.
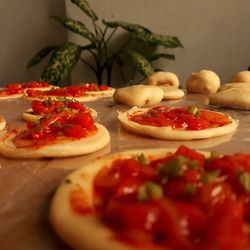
(134, 32), (183, 48)
(51, 16), (94, 42)
(103, 20), (152, 34)
(71, 0), (98, 21)
(27, 46), (58, 68)
(41, 42), (82, 85)
(126, 49), (154, 77)
(150, 53), (175, 61)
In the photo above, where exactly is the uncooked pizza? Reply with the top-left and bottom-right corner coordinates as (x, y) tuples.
(118, 105), (238, 140)
(25, 84), (115, 102)
(50, 145), (250, 250)
(0, 81), (55, 100)
(22, 98), (97, 122)
(0, 108), (109, 158)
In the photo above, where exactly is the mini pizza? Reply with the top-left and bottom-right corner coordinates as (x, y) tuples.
(0, 115), (6, 131)
(118, 105), (238, 140)
(0, 81), (56, 100)
(22, 98), (97, 122)
(25, 84), (114, 102)
(50, 145), (250, 250)
(80, 83), (115, 97)
(0, 109), (110, 158)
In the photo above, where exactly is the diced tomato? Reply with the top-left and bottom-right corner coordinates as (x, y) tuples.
(202, 199), (247, 250)
(87, 83), (96, 91)
(199, 110), (231, 126)
(119, 158), (141, 178)
(66, 101), (85, 111)
(62, 124), (87, 138)
(99, 85), (108, 91)
(185, 169), (201, 183)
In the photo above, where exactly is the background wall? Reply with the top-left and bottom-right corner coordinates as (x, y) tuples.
(0, 0), (249, 87)
(0, 0), (66, 86)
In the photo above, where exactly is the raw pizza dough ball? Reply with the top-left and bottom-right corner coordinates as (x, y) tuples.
(230, 71), (250, 83)
(159, 86), (185, 100)
(218, 82), (250, 92)
(209, 86), (250, 110)
(144, 72), (179, 88)
(186, 69), (220, 94)
(113, 85), (164, 107)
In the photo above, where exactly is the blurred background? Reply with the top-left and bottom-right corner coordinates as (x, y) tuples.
(0, 0), (249, 87)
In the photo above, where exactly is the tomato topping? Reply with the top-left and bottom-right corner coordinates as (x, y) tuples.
(129, 106), (232, 130)
(66, 145), (250, 249)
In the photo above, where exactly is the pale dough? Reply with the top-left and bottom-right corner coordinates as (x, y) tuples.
(209, 87), (250, 110)
(113, 85), (164, 107)
(85, 87), (115, 98)
(50, 148), (209, 250)
(0, 115), (6, 131)
(0, 123), (110, 159)
(186, 69), (220, 94)
(158, 86), (185, 100)
(117, 106), (238, 140)
(144, 71), (179, 88)
(230, 71), (250, 83)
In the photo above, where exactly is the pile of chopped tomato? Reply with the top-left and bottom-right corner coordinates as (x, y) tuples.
(31, 98), (87, 115)
(0, 81), (50, 96)
(70, 145), (250, 250)
(129, 106), (231, 130)
(26, 84), (108, 98)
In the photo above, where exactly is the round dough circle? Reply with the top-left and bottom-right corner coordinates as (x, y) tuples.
(159, 86), (185, 100)
(230, 71), (250, 83)
(0, 123), (110, 159)
(144, 71), (179, 88)
(113, 85), (164, 107)
(118, 106), (238, 140)
(50, 147), (209, 250)
(186, 69), (220, 94)
(85, 87), (115, 98)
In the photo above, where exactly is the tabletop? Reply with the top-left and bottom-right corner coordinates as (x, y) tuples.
(0, 94), (250, 250)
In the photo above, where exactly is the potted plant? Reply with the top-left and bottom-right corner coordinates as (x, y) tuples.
(27, 0), (183, 86)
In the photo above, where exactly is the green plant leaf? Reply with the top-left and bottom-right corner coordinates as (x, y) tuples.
(41, 42), (82, 85)
(103, 20), (152, 34)
(71, 0), (98, 21)
(150, 53), (175, 61)
(51, 16), (94, 42)
(126, 49), (154, 77)
(27, 46), (58, 68)
(134, 32), (183, 48)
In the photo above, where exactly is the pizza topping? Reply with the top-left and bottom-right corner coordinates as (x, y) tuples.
(66, 145), (250, 249)
(26, 84), (109, 98)
(128, 106), (232, 130)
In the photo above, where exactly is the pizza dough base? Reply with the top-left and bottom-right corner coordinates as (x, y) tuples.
(118, 107), (238, 140)
(218, 82), (250, 92)
(159, 86), (185, 100)
(230, 71), (250, 83)
(0, 123), (110, 158)
(50, 148), (209, 250)
(113, 85), (164, 107)
(22, 107), (98, 122)
(209, 87), (250, 110)
(85, 87), (115, 98)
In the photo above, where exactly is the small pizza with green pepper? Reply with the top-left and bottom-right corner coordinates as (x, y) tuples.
(50, 145), (250, 250)
(25, 84), (114, 102)
(0, 81), (56, 100)
(22, 98), (97, 122)
(118, 105), (238, 140)
(0, 107), (109, 158)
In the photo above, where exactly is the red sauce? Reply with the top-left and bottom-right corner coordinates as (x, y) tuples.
(129, 106), (231, 130)
(26, 84), (108, 98)
(72, 145), (250, 250)
(13, 106), (96, 148)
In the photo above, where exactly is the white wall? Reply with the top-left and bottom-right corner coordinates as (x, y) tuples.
(66, 0), (250, 86)
(0, 0), (66, 86)
(0, 0), (249, 87)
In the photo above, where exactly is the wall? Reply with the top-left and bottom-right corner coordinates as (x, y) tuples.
(0, 0), (66, 86)
(0, 0), (249, 87)
(66, 0), (250, 86)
